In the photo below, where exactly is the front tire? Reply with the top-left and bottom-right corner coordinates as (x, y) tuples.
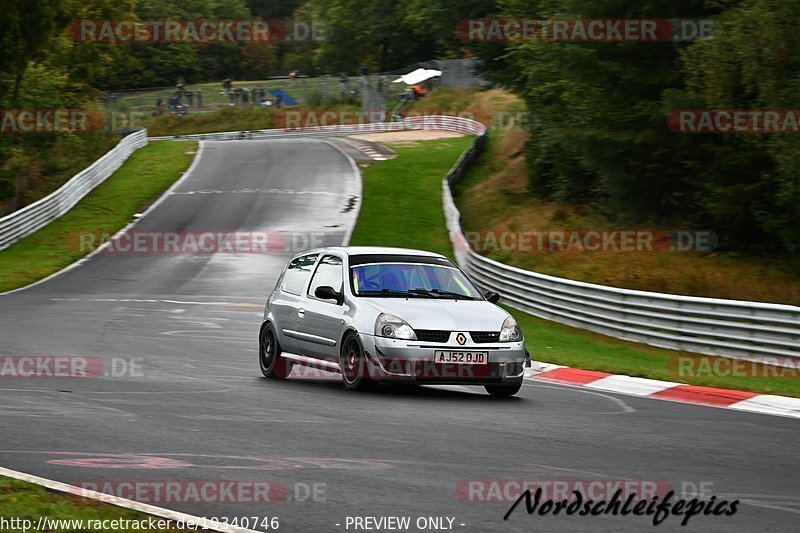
(485, 379), (523, 398)
(259, 323), (292, 379)
(340, 333), (371, 391)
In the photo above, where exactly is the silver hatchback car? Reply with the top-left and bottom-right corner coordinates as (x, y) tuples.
(259, 247), (529, 396)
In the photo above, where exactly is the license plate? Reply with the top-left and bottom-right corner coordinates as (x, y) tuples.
(434, 351), (488, 365)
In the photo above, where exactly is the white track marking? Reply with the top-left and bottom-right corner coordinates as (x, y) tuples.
(525, 382), (636, 414)
(50, 297), (262, 307)
(322, 140), (362, 246)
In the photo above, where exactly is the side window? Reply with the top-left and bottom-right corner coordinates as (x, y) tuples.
(281, 254), (319, 295)
(308, 255), (344, 300)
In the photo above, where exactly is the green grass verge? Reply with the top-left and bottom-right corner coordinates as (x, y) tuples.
(0, 476), (191, 531)
(350, 137), (473, 257)
(0, 141), (197, 293)
(349, 138), (800, 398)
(145, 104), (365, 137)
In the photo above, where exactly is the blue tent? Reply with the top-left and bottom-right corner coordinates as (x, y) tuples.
(268, 89), (298, 106)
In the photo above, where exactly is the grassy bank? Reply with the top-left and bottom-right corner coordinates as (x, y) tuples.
(349, 136), (800, 398)
(0, 476), (192, 532)
(0, 141), (196, 292)
(145, 104), (365, 137)
(146, 107), (276, 136)
(350, 137), (473, 257)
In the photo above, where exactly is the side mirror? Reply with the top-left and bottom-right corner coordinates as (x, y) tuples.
(485, 291), (501, 304)
(315, 285), (343, 304)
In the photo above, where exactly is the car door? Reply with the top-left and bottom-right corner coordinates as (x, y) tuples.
(271, 253), (319, 354)
(296, 254), (346, 362)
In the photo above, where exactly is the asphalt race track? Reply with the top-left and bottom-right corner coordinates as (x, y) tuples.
(0, 138), (798, 533)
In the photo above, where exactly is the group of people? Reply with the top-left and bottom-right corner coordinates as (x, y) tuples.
(154, 84), (203, 116)
(222, 79), (283, 107)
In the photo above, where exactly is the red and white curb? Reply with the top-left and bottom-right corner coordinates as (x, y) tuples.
(342, 138), (391, 161)
(525, 362), (800, 419)
(0, 466), (261, 533)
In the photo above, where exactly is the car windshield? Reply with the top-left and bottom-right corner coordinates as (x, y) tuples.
(350, 262), (482, 300)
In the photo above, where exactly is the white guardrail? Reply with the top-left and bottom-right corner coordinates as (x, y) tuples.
(438, 117), (800, 365)
(0, 129), (148, 251)
(148, 115), (486, 141)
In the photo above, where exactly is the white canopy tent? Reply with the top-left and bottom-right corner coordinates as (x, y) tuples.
(392, 68), (442, 85)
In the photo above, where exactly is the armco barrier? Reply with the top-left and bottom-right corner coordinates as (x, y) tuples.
(440, 118), (800, 365)
(148, 115), (486, 141)
(0, 129), (148, 251)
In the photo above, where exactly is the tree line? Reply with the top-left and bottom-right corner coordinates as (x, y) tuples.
(493, 0), (799, 264)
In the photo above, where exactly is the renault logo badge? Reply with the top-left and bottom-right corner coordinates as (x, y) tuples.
(456, 333), (467, 345)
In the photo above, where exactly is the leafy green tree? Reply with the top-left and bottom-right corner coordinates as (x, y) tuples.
(0, 0), (72, 104)
(308, 0), (436, 72)
(485, 0), (799, 261)
(677, 0), (800, 256)
(246, 0), (305, 19)
(401, 0), (498, 58)
(502, 0), (715, 215)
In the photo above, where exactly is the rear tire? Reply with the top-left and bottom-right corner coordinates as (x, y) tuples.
(485, 379), (522, 398)
(259, 323), (293, 379)
(340, 333), (372, 391)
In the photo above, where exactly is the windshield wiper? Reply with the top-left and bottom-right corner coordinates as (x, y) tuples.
(412, 288), (475, 300)
(357, 288), (475, 300)
(358, 289), (426, 298)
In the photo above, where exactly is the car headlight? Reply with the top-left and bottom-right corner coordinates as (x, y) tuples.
(500, 316), (522, 342)
(375, 313), (417, 340)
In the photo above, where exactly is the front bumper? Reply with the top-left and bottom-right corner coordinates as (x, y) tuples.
(360, 333), (528, 385)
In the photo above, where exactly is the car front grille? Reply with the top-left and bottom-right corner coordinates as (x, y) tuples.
(470, 331), (501, 343)
(413, 330), (503, 343)
(414, 329), (450, 343)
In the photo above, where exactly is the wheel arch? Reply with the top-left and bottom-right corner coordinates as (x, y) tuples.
(340, 326), (360, 349)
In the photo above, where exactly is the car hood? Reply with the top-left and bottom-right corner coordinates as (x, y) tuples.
(360, 298), (510, 331)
